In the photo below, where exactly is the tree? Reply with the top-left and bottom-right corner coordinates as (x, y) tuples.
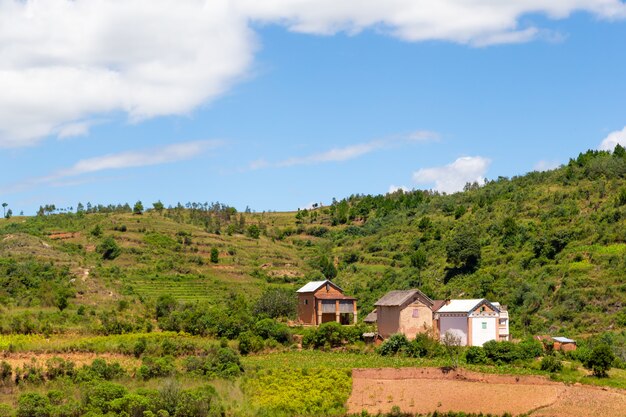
(76, 202), (85, 213)
(246, 224), (260, 239)
(441, 331), (462, 369)
(1, 203), (6, 218)
(133, 201), (144, 215)
(4, 209), (12, 219)
(253, 288), (297, 319)
(583, 344), (615, 377)
(55, 293), (69, 311)
(97, 237), (121, 260)
(446, 225), (482, 273)
(210, 247), (219, 263)
(153, 200), (164, 214)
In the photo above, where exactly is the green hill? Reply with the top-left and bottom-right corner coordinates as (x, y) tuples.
(1, 148), (626, 338)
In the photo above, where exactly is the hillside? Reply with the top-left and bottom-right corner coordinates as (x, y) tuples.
(1, 148), (626, 338)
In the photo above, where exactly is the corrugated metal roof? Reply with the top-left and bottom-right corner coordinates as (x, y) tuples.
(553, 336), (576, 343)
(296, 280), (328, 293)
(436, 299), (485, 313)
(374, 289), (433, 307)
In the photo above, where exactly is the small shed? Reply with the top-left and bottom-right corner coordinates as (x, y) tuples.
(552, 336), (577, 352)
(296, 280), (357, 326)
(364, 309), (377, 324)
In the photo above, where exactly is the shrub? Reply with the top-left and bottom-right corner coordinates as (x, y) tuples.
(0, 361), (11, 384)
(482, 340), (520, 364)
(174, 385), (223, 417)
(16, 393), (51, 417)
(183, 347), (243, 378)
(517, 338), (543, 360)
(303, 322), (345, 349)
(76, 359), (126, 382)
(465, 346), (488, 364)
(96, 236), (121, 260)
(138, 356), (176, 380)
(210, 247), (219, 264)
(45, 357), (75, 380)
(238, 331), (264, 355)
(540, 355), (563, 373)
(84, 381), (128, 414)
(583, 344), (615, 377)
(253, 318), (292, 344)
(377, 334), (410, 356)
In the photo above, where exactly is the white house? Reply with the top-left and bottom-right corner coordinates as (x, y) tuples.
(434, 299), (509, 347)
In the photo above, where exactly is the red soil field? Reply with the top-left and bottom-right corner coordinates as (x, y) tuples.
(347, 367), (626, 417)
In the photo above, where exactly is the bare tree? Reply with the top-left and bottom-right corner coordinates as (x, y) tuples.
(442, 331), (463, 369)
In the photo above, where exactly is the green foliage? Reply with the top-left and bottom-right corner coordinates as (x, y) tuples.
(244, 368), (351, 417)
(482, 341), (520, 364)
(253, 318), (292, 344)
(133, 201), (144, 215)
(540, 355), (563, 373)
(446, 224), (481, 274)
(583, 344), (615, 377)
(303, 322), (345, 349)
(183, 346), (243, 378)
(253, 288), (297, 319)
(210, 247), (219, 263)
(16, 393), (52, 417)
(465, 346), (488, 364)
(246, 224), (261, 239)
(377, 334), (410, 356)
(138, 356), (176, 380)
(237, 331), (264, 355)
(96, 236), (121, 260)
(173, 385), (223, 417)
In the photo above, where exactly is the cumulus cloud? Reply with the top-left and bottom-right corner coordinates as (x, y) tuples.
(533, 160), (561, 172)
(412, 156), (491, 194)
(388, 185), (410, 194)
(599, 126), (626, 151)
(250, 131), (439, 169)
(3, 140), (221, 193)
(1, 1), (625, 146)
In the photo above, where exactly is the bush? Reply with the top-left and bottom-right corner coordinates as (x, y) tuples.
(16, 393), (51, 417)
(540, 355), (563, 373)
(465, 346), (488, 364)
(253, 288), (297, 319)
(303, 322), (345, 349)
(183, 347), (243, 378)
(583, 344), (615, 377)
(238, 331), (264, 355)
(174, 385), (223, 417)
(138, 356), (176, 380)
(45, 357), (75, 380)
(253, 318), (292, 344)
(482, 340), (520, 364)
(517, 338), (543, 360)
(75, 359), (126, 382)
(84, 381), (128, 414)
(96, 236), (121, 260)
(377, 334), (410, 356)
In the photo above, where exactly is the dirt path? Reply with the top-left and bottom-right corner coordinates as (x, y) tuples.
(0, 352), (139, 370)
(347, 368), (626, 417)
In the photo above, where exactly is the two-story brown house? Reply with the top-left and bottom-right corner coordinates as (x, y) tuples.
(296, 280), (357, 325)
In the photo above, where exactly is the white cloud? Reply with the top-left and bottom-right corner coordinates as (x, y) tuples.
(388, 185), (409, 194)
(251, 131), (439, 169)
(412, 156), (490, 194)
(599, 126), (626, 151)
(1, 1), (625, 147)
(3, 140), (221, 193)
(533, 160), (561, 172)
(0, 0), (254, 147)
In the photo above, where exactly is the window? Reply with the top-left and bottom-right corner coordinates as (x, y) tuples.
(304, 299), (308, 305)
(412, 309), (419, 318)
(481, 322), (487, 330)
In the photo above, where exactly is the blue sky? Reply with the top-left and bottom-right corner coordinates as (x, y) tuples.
(1, 1), (626, 214)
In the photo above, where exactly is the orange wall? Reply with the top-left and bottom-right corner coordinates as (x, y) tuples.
(297, 293), (316, 324)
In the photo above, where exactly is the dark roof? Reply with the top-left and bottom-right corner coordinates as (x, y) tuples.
(364, 309), (377, 323)
(432, 300), (446, 312)
(375, 289), (433, 307)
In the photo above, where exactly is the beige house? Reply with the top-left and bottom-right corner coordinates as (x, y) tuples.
(374, 289), (434, 339)
(296, 280), (357, 325)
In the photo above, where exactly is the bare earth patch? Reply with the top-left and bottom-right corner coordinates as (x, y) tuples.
(347, 368), (626, 417)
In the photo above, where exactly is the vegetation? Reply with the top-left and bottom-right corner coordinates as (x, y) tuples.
(0, 147), (626, 415)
